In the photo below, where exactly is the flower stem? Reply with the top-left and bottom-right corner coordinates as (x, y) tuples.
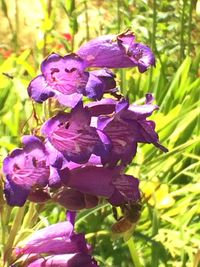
(127, 237), (143, 267)
(3, 206), (26, 266)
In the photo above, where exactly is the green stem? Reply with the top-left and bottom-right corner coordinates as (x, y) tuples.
(21, 202), (37, 230)
(152, 0), (157, 52)
(117, 0), (126, 93)
(117, 0), (121, 32)
(0, 204), (12, 249)
(84, 0), (90, 41)
(180, 0), (187, 62)
(151, 207), (159, 267)
(43, 0), (52, 57)
(14, 203), (44, 246)
(14, 0), (19, 53)
(3, 206), (26, 266)
(187, 0), (193, 55)
(127, 237), (143, 267)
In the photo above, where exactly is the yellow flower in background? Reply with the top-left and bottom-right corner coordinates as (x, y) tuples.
(141, 180), (175, 209)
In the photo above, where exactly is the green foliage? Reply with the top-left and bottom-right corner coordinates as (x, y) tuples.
(0, 1), (199, 267)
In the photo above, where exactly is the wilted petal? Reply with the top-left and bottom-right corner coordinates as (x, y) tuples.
(53, 187), (99, 210)
(28, 188), (51, 203)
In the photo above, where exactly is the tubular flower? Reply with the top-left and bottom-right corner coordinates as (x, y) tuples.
(26, 253), (98, 267)
(58, 165), (140, 206)
(28, 53), (116, 107)
(41, 101), (111, 164)
(15, 211), (99, 267)
(53, 187), (99, 210)
(3, 136), (50, 207)
(77, 30), (155, 72)
(88, 94), (167, 166)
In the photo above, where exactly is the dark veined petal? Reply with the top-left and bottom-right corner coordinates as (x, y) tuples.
(42, 112), (70, 137)
(43, 103), (110, 164)
(98, 116), (136, 166)
(28, 74), (83, 107)
(50, 124), (101, 164)
(112, 174), (140, 202)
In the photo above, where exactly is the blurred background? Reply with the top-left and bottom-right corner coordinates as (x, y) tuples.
(0, 1), (200, 266)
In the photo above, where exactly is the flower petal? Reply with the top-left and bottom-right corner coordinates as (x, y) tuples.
(41, 53), (89, 95)
(85, 69), (116, 100)
(4, 176), (30, 206)
(28, 75), (55, 103)
(78, 30), (155, 72)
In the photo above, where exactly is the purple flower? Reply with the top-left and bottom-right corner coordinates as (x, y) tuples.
(77, 30), (155, 72)
(16, 212), (99, 267)
(53, 187), (99, 210)
(28, 53), (116, 107)
(26, 253), (98, 267)
(58, 165), (140, 206)
(85, 69), (117, 100)
(88, 94), (167, 166)
(3, 136), (50, 206)
(16, 223), (88, 256)
(42, 102), (111, 164)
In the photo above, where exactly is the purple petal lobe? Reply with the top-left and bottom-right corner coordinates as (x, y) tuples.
(28, 75), (55, 103)
(4, 176), (30, 206)
(85, 69), (116, 100)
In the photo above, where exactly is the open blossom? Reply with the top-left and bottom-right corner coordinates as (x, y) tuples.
(42, 101), (111, 164)
(77, 30), (155, 72)
(88, 94), (167, 166)
(28, 53), (116, 107)
(16, 212), (99, 267)
(3, 136), (50, 207)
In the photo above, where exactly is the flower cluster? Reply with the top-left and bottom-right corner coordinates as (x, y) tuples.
(2, 30), (167, 266)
